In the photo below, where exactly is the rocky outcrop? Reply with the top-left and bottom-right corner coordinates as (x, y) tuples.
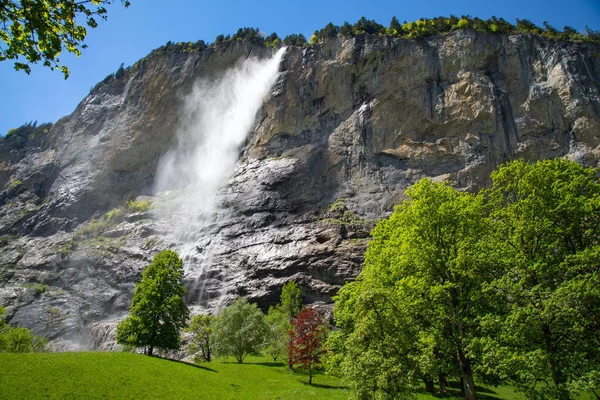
(0, 30), (599, 350)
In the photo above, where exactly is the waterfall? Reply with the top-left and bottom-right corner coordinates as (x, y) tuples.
(154, 47), (286, 312)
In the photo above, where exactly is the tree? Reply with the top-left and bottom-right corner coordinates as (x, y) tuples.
(265, 305), (289, 361)
(278, 281), (303, 369)
(185, 314), (215, 362)
(475, 159), (600, 400)
(0, 0), (130, 78)
(280, 281), (302, 322)
(116, 250), (189, 356)
(330, 179), (493, 400)
(289, 306), (328, 385)
(389, 16), (402, 35)
(212, 297), (268, 363)
(282, 33), (307, 46)
(339, 21), (352, 36)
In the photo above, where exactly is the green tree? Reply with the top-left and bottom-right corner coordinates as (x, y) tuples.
(185, 314), (215, 362)
(280, 281), (302, 321)
(339, 21), (352, 36)
(265, 305), (288, 361)
(212, 297), (268, 363)
(475, 159), (600, 400)
(389, 16), (402, 35)
(0, 0), (130, 78)
(330, 179), (493, 400)
(116, 250), (189, 356)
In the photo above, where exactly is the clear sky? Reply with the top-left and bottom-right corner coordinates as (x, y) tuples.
(1, 0), (599, 136)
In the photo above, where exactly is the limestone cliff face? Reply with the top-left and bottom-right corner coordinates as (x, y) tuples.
(0, 31), (599, 350)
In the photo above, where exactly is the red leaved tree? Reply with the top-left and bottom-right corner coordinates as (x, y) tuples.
(288, 306), (328, 384)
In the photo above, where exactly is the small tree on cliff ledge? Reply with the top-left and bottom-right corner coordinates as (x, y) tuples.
(116, 250), (189, 356)
(289, 307), (328, 385)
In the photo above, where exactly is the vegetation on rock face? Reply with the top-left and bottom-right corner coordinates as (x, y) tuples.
(75, 198), (152, 239)
(145, 15), (600, 62)
(116, 250), (189, 356)
(1, 122), (52, 150)
(212, 297), (269, 364)
(0, 0), (130, 78)
(309, 15), (600, 44)
(0, 307), (47, 353)
(329, 159), (600, 400)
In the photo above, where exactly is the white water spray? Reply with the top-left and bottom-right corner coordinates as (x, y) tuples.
(155, 47), (286, 310)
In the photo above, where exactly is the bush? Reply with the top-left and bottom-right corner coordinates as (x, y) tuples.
(127, 200), (151, 213)
(0, 308), (47, 353)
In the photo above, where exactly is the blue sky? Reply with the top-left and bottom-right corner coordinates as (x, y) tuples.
(1, 0), (599, 136)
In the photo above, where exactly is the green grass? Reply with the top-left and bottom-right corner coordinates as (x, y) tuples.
(0, 353), (350, 400)
(2, 352), (594, 400)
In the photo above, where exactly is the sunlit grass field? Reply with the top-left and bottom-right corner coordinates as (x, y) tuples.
(0, 352), (594, 399)
(0, 352), (349, 399)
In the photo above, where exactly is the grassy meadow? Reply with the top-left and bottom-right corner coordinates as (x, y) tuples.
(0, 352), (348, 399)
(0, 352), (543, 400)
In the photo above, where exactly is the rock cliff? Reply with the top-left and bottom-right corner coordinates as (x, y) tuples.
(1, 30), (599, 350)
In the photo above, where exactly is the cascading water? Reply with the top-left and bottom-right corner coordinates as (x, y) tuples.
(154, 47), (286, 313)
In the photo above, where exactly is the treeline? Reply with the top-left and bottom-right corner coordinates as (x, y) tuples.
(1, 121), (52, 149)
(114, 251), (328, 384)
(310, 15), (600, 43)
(151, 15), (600, 57)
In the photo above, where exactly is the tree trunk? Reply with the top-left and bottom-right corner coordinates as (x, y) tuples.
(438, 373), (447, 393)
(542, 325), (570, 400)
(148, 344), (154, 356)
(423, 378), (435, 393)
(308, 363), (312, 385)
(457, 348), (478, 400)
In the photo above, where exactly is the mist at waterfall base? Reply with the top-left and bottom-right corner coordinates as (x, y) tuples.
(154, 47), (286, 312)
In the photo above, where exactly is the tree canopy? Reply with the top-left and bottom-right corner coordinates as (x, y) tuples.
(185, 314), (215, 363)
(0, 0), (130, 78)
(116, 249), (189, 356)
(474, 159), (600, 400)
(329, 159), (600, 400)
(212, 297), (268, 363)
(279, 281), (302, 322)
(289, 306), (328, 385)
(330, 179), (491, 399)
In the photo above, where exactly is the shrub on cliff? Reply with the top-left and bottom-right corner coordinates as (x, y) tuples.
(0, 307), (47, 353)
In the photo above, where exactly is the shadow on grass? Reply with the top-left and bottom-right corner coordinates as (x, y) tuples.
(160, 357), (218, 373)
(299, 381), (349, 390)
(220, 361), (285, 368)
(416, 382), (502, 400)
(250, 362), (285, 368)
(446, 381), (497, 395)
